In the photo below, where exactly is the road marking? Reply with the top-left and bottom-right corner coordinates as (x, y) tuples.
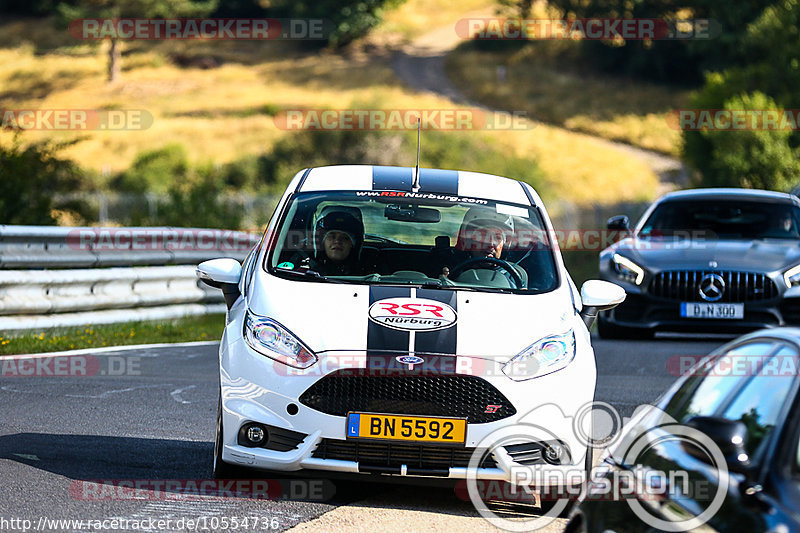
(3, 340), (219, 359)
(170, 385), (196, 404)
(13, 454), (40, 461)
(65, 383), (173, 399)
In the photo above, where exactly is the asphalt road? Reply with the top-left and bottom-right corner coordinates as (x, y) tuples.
(0, 335), (728, 532)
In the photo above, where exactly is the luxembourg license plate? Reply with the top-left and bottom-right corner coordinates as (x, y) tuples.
(346, 412), (466, 445)
(680, 302), (744, 319)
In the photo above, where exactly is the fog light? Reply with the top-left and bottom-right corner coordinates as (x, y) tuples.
(543, 443), (564, 464)
(238, 423), (268, 447)
(247, 426), (265, 444)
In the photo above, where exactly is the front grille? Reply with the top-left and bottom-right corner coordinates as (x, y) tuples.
(299, 370), (515, 424)
(312, 438), (497, 471)
(649, 270), (777, 302)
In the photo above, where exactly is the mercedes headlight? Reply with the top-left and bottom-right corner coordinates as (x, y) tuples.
(244, 311), (317, 369)
(612, 253), (645, 285)
(502, 330), (576, 381)
(784, 264), (800, 288)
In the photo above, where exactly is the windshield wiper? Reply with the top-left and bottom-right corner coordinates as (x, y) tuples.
(274, 268), (345, 283)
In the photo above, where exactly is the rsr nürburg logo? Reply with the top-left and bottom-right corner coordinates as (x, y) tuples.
(368, 298), (457, 331)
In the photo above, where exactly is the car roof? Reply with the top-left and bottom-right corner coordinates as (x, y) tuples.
(657, 188), (800, 205)
(294, 165), (537, 206)
(726, 327), (800, 345)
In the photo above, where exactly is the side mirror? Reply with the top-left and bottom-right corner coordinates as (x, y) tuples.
(579, 280), (626, 329)
(684, 416), (751, 474)
(197, 258), (242, 309)
(607, 215), (631, 231)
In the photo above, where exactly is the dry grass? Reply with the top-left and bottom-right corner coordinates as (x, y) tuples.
(374, 0), (496, 42)
(445, 42), (689, 156)
(0, 16), (658, 205)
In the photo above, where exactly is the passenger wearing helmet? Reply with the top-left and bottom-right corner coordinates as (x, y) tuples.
(313, 211), (364, 275)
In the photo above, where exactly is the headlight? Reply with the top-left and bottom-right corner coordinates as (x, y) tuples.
(502, 330), (575, 381)
(244, 311), (317, 369)
(611, 253), (645, 285)
(784, 264), (800, 288)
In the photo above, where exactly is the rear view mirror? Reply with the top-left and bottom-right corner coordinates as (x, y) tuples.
(684, 416), (751, 474)
(197, 258), (242, 309)
(579, 280), (626, 329)
(384, 204), (441, 223)
(607, 215), (631, 231)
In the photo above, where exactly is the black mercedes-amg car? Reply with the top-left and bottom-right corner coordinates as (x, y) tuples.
(598, 188), (800, 338)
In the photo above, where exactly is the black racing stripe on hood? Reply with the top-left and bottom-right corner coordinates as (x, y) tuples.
(413, 289), (458, 355)
(418, 168), (459, 195)
(367, 286), (411, 369)
(372, 166), (413, 191)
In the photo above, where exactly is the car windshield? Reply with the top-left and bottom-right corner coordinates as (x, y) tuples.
(266, 191), (558, 293)
(639, 200), (800, 240)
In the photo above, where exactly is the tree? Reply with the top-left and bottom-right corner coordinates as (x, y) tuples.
(57, 0), (217, 82)
(266, 0), (405, 47)
(682, 91), (800, 190)
(0, 135), (90, 225)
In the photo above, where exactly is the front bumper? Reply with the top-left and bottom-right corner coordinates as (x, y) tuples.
(599, 276), (800, 333)
(218, 323), (597, 487)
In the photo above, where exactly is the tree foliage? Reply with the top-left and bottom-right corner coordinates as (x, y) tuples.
(682, 91), (800, 190)
(56, 0), (218, 81)
(0, 135), (90, 225)
(266, 0), (405, 47)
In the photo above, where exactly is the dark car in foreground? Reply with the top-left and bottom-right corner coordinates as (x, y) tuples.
(598, 188), (800, 338)
(565, 327), (800, 533)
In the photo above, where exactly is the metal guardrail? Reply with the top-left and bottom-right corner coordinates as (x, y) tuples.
(0, 226), (260, 331)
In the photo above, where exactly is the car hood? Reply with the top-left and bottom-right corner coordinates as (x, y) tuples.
(613, 237), (800, 272)
(247, 273), (577, 361)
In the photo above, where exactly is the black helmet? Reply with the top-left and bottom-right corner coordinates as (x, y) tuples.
(315, 211), (364, 254)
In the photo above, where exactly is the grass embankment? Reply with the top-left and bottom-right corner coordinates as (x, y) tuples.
(0, 14), (659, 206)
(0, 314), (225, 355)
(443, 1), (690, 157)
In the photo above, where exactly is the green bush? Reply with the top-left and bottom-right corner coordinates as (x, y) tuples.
(112, 144), (189, 194)
(259, 129), (547, 194)
(682, 91), (800, 190)
(0, 135), (92, 224)
(155, 165), (243, 229)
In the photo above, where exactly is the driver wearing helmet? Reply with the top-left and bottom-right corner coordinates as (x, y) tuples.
(452, 218), (525, 288)
(313, 211), (364, 275)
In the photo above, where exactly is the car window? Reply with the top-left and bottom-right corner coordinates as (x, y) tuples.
(721, 355), (796, 457)
(672, 342), (777, 422)
(639, 200), (800, 240)
(264, 191), (559, 294)
(665, 340), (775, 423)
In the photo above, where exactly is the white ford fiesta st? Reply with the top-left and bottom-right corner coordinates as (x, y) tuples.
(198, 165), (624, 489)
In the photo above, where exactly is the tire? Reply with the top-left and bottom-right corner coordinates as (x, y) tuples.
(597, 317), (653, 340)
(213, 396), (245, 479)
